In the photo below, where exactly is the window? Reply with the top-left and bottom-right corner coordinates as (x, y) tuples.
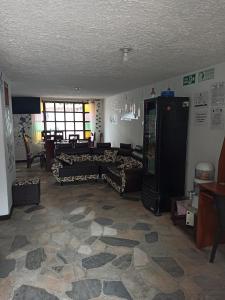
(43, 101), (91, 140)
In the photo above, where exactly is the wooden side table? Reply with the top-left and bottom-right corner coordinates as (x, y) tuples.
(196, 182), (225, 249)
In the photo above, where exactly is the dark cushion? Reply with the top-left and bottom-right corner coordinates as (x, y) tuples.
(55, 148), (90, 156)
(56, 143), (73, 149)
(132, 151), (143, 161)
(72, 148), (90, 154)
(118, 148), (132, 156)
(97, 143), (111, 149)
(75, 142), (89, 148)
(134, 145), (143, 151)
(120, 143), (132, 149)
(132, 145), (143, 161)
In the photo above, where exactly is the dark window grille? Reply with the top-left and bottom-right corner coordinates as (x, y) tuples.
(43, 101), (91, 140)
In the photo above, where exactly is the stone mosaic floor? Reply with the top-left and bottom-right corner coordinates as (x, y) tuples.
(1, 164), (225, 299)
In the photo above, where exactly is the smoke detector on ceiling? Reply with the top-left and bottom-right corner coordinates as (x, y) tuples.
(120, 47), (133, 62)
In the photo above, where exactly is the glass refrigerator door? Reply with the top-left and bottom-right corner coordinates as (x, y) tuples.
(144, 101), (156, 175)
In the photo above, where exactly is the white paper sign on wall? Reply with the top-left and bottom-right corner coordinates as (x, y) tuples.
(198, 68), (215, 83)
(194, 92), (209, 126)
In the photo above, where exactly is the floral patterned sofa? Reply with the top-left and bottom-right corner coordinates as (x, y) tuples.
(103, 149), (143, 194)
(52, 149), (118, 185)
(51, 145), (143, 193)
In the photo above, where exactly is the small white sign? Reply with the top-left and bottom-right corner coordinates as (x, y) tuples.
(211, 107), (224, 130)
(198, 68), (214, 83)
(193, 92), (209, 126)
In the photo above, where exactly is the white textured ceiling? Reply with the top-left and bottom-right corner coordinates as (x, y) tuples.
(0, 0), (225, 97)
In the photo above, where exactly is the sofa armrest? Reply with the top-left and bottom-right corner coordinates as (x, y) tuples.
(123, 168), (143, 193)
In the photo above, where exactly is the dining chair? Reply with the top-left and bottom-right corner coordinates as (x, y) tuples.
(69, 134), (79, 147)
(54, 131), (64, 142)
(22, 131), (46, 168)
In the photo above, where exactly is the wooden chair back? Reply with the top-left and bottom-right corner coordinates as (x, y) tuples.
(22, 132), (31, 156)
(54, 131), (64, 142)
(69, 134), (79, 142)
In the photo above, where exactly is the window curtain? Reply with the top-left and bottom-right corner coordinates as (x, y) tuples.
(89, 100), (96, 133)
(31, 101), (44, 144)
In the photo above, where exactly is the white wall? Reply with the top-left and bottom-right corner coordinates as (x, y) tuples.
(104, 61), (225, 193)
(0, 71), (16, 216)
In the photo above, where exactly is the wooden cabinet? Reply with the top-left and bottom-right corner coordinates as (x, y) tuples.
(196, 182), (225, 249)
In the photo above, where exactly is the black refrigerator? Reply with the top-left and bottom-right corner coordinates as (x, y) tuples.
(141, 97), (189, 215)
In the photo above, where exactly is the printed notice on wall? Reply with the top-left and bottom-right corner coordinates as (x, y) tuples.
(210, 82), (225, 129)
(193, 92), (209, 126)
(211, 82), (225, 106)
(211, 107), (224, 130)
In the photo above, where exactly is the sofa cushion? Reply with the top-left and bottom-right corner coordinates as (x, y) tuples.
(118, 156), (143, 170)
(120, 143), (132, 149)
(70, 154), (92, 162)
(75, 142), (89, 148)
(92, 154), (105, 161)
(118, 148), (132, 156)
(57, 153), (73, 165)
(134, 145), (143, 151)
(104, 149), (118, 163)
(132, 150), (143, 161)
(97, 142), (111, 149)
(72, 148), (90, 154)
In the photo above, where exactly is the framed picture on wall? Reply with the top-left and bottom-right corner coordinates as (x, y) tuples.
(4, 81), (9, 106)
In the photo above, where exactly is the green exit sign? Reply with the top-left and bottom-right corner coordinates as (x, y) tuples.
(183, 74), (196, 86)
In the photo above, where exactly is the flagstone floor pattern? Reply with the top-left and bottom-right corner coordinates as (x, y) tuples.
(0, 165), (225, 299)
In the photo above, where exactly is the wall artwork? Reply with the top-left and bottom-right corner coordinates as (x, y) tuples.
(5, 109), (15, 172)
(13, 114), (32, 147)
(4, 82), (15, 172)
